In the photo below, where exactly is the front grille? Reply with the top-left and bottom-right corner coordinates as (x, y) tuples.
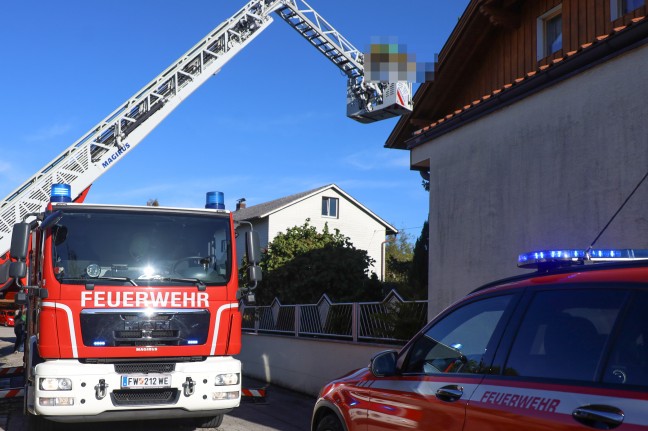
(115, 330), (179, 338)
(80, 309), (210, 347)
(111, 388), (179, 406)
(114, 363), (176, 373)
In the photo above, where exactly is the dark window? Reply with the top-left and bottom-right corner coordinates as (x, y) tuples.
(402, 295), (512, 375)
(321, 197), (338, 218)
(603, 291), (648, 387)
(544, 13), (562, 55)
(505, 289), (626, 382)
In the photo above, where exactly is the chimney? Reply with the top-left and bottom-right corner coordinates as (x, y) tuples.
(236, 198), (246, 211)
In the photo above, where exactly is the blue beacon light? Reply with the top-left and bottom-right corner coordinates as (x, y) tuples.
(518, 249), (586, 269)
(205, 191), (225, 209)
(518, 248), (648, 269)
(50, 183), (72, 203)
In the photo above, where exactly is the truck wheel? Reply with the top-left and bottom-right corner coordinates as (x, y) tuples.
(316, 414), (343, 431)
(194, 414), (224, 429)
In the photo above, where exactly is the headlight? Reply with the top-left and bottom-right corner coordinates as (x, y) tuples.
(40, 378), (72, 391)
(215, 373), (239, 386)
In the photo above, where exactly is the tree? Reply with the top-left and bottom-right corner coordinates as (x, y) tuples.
(408, 220), (429, 300)
(254, 220), (381, 305)
(384, 230), (413, 285)
(147, 198), (160, 206)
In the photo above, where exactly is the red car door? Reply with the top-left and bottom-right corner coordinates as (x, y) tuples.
(367, 293), (516, 431)
(465, 286), (648, 430)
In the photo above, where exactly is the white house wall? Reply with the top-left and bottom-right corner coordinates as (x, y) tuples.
(410, 43), (648, 316)
(267, 188), (388, 279)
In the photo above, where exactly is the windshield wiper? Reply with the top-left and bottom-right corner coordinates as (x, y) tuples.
(59, 276), (138, 288)
(157, 277), (206, 291)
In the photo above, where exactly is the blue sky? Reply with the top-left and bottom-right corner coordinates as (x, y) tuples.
(0, 0), (469, 241)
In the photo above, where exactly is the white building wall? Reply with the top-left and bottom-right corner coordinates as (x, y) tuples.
(238, 333), (391, 397)
(410, 44), (648, 316)
(266, 189), (388, 279)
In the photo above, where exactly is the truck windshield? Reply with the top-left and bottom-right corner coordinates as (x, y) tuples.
(50, 208), (232, 285)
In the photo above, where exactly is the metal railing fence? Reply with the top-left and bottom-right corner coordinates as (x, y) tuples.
(241, 290), (429, 344)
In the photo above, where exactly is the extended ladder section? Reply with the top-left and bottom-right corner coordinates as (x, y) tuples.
(0, 0), (413, 256)
(0, 0), (277, 255)
(275, 0), (413, 123)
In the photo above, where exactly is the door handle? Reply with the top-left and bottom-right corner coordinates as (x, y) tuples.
(572, 405), (624, 429)
(435, 385), (463, 402)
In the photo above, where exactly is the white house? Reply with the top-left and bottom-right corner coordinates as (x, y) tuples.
(232, 184), (397, 280)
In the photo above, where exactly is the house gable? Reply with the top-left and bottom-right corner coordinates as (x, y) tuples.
(386, 0), (648, 151)
(233, 185), (397, 280)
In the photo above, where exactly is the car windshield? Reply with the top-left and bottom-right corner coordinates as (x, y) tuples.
(50, 208), (231, 285)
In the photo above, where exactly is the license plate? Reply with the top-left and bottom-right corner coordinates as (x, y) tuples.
(120, 374), (171, 389)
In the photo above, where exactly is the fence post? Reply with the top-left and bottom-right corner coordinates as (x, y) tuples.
(352, 303), (358, 343)
(295, 305), (301, 337)
(254, 307), (260, 334)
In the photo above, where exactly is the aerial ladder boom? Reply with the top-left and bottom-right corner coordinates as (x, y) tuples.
(0, 0), (413, 258)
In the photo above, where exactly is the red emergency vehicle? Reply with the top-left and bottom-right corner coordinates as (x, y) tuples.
(312, 249), (648, 431)
(7, 184), (261, 429)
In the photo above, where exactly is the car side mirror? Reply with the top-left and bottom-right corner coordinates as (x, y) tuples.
(370, 350), (398, 377)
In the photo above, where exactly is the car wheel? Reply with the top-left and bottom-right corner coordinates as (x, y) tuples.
(316, 414), (343, 431)
(194, 414), (223, 429)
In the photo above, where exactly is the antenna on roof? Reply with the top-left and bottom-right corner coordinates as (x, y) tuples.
(585, 169), (648, 257)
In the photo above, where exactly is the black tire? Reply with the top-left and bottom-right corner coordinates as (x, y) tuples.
(316, 414), (343, 431)
(194, 414), (224, 429)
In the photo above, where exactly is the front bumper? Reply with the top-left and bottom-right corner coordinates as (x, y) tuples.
(30, 357), (241, 423)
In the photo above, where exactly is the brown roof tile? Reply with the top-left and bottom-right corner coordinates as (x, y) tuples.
(411, 14), (648, 138)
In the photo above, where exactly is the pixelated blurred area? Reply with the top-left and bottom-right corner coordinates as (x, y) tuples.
(365, 37), (435, 83)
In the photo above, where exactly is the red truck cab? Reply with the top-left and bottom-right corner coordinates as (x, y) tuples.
(8, 184), (261, 429)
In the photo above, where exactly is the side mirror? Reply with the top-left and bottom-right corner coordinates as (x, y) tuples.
(8, 262), (27, 279)
(370, 350), (398, 377)
(245, 231), (261, 265)
(248, 265), (262, 283)
(10, 223), (30, 261)
(245, 231), (262, 290)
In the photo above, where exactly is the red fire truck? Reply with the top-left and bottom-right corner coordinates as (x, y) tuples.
(7, 183), (262, 428)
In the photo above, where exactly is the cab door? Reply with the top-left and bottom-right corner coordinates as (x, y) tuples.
(465, 286), (648, 430)
(367, 293), (516, 431)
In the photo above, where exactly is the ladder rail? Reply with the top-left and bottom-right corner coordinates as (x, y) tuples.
(0, 0), (279, 254)
(275, 0), (365, 81)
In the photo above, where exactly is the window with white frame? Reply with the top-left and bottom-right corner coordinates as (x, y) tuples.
(611, 0), (644, 20)
(537, 5), (563, 60)
(321, 197), (338, 218)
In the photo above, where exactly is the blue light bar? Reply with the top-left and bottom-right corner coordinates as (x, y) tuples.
(205, 191), (225, 209)
(187, 339), (198, 345)
(93, 340), (106, 347)
(589, 249), (648, 260)
(519, 248), (648, 269)
(518, 249), (585, 268)
(50, 183), (72, 203)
